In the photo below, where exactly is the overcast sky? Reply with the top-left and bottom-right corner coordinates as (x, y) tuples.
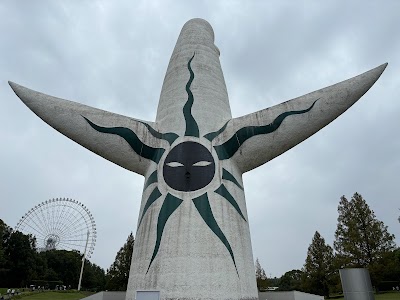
(1, 0), (399, 278)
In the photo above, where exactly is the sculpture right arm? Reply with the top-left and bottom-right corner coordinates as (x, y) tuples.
(211, 63), (387, 173)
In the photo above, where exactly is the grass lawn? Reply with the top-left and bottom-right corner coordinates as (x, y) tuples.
(332, 292), (399, 299)
(13, 291), (93, 300)
(0, 288), (18, 294)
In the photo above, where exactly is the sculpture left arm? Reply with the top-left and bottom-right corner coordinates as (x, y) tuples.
(8, 82), (170, 176)
(212, 63), (387, 173)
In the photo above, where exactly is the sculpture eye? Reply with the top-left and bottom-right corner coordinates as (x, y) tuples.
(193, 161), (211, 167)
(166, 162), (184, 167)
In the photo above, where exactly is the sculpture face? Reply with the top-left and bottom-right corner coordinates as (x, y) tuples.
(163, 141), (215, 192)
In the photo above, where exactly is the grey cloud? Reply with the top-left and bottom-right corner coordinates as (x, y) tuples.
(1, 0), (399, 277)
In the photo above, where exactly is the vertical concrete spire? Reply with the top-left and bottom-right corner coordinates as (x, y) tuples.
(156, 18), (232, 136)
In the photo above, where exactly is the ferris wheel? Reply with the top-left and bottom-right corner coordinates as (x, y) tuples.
(15, 198), (96, 259)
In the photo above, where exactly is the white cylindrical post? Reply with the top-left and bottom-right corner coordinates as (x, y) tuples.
(78, 231), (90, 291)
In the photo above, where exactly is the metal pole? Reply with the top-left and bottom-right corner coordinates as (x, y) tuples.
(78, 231), (90, 291)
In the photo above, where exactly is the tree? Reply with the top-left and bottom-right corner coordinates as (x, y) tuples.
(255, 258), (267, 291)
(106, 232), (135, 291)
(371, 247), (400, 290)
(3, 230), (38, 287)
(334, 193), (395, 285)
(82, 260), (106, 291)
(0, 219), (105, 289)
(39, 249), (105, 289)
(0, 219), (12, 283)
(41, 250), (82, 287)
(302, 231), (334, 297)
(279, 269), (303, 291)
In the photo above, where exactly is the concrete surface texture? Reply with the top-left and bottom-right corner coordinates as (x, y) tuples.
(9, 18), (386, 300)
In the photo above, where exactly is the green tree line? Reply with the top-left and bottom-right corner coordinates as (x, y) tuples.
(0, 219), (135, 291)
(2, 192), (399, 295)
(256, 193), (400, 297)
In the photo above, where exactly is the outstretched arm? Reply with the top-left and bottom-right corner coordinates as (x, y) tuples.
(212, 63), (387, 173)
(9, 82), (171, 176)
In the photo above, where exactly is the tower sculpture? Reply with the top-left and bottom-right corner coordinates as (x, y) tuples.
(10, 19), (386, 300)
